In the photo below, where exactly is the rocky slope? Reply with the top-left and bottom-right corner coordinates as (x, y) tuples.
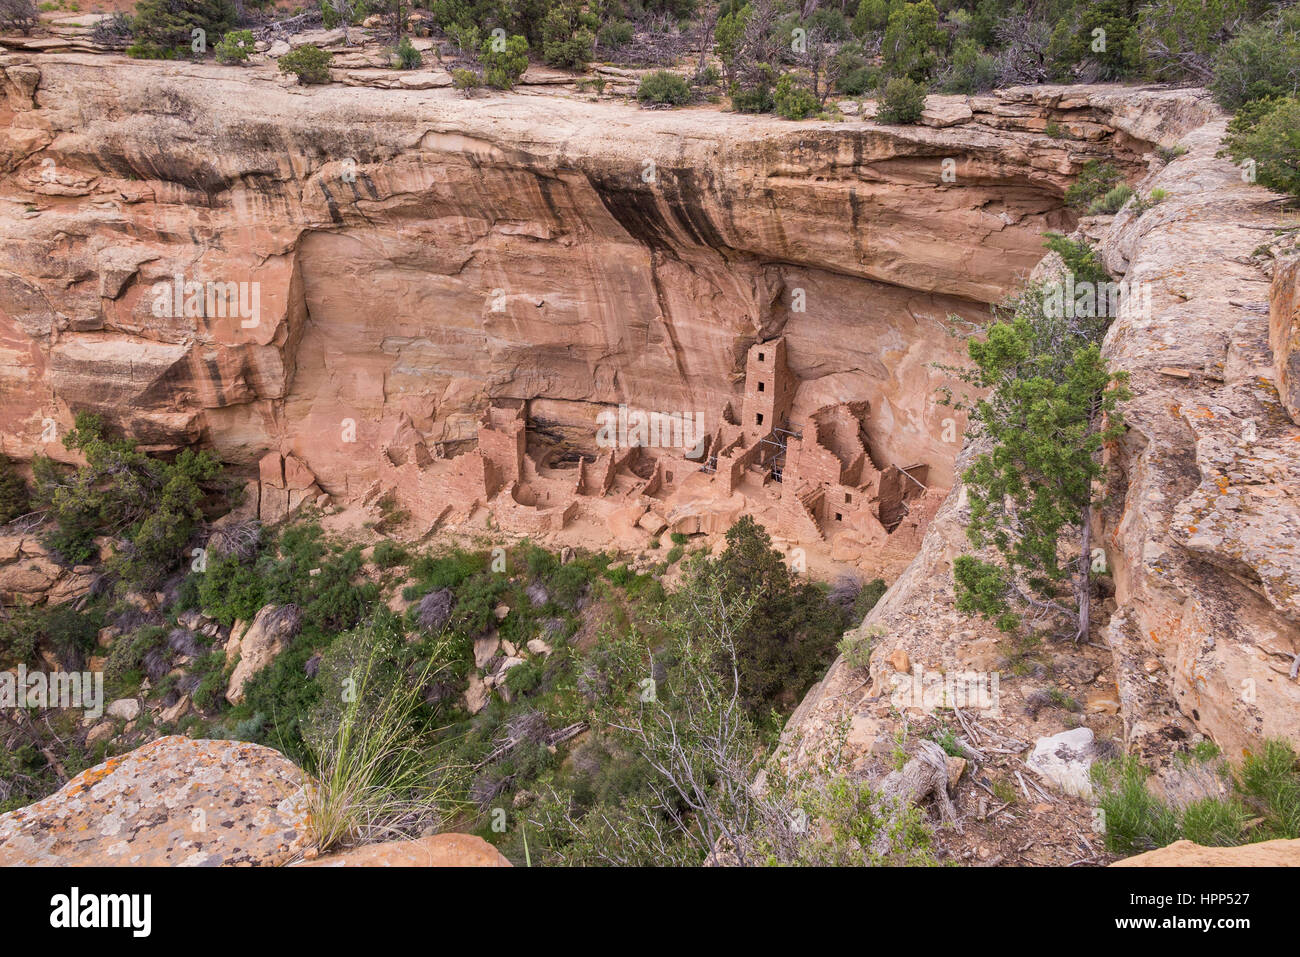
(0, 55), (1212, 502)
(781, 101), (1300, 794)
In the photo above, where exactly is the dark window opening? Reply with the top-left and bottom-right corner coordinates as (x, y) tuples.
(835, 513), (843, 522)
(756, 413), (764, 426)
(758, 352), (765, 361)
(845, 493), (852, 504)
(757, 381), (765, 392)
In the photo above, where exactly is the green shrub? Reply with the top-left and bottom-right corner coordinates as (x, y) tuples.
(481, 33), (528, 89)
(1179, 796), (1251, 846)
(730, 80), (774, 113)
(837, 63), (878, 96)
(598, 18), (633, 48)
(1064, 160), (1123, 210)
(394, 35), (422, 69)
(1092, 756), (1182, 854)
(851, 0), (890, 38)
(881, 0), (944, 82)
(213, 28), (252, 64)
(1088, 183), (1134, 214)
(852, 578), (887, 625)
(637, 70), (691, 106)
(774, 74), (818, 120)
(1220, 95), (1300, 199)
(942, 37), (997, 93)
(371, 540), (411, 569)
(130, 0), (235, 59)
(875, 76), (925, 124)
(32, 413), (221, 584)
(1210, 6), (1300, 111)
(278, 45), (333, 84)
(541, 1), (595, 71)
(452, 67), (483, 93)
(1237, 739), (1300, 838)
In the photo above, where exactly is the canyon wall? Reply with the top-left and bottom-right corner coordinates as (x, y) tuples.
(782, 107), (1300, 768)
(0, 54), (1207, 499)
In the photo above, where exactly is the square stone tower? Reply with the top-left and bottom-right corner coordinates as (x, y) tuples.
(741, 338), (796, 443)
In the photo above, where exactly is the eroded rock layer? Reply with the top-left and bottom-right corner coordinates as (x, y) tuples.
(0, 57), (1211, 501)
(782, 110), (1300, 770)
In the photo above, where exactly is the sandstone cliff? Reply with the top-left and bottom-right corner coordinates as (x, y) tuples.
(781, 102), (1300, 777)
(0, 56), (1212, 503)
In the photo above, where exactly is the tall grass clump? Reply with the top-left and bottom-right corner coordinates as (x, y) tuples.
(302, 619), (463, 852)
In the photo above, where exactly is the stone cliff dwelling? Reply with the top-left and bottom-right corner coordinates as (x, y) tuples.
(357, 336), (947, 577)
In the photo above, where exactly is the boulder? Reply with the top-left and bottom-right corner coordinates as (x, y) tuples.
(226, 604), (302, 705)
(0, 737), (310, 865)
(1026, 728), (1096, 799)
(106, 698), (140, 721)
(465, 670), (489, 714)
(302, 833), (510, 867)
(1113, 837), (1300, 867)
(473, 634), (500, 668)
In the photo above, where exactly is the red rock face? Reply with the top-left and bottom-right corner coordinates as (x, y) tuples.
(0, 58), (1201, 505)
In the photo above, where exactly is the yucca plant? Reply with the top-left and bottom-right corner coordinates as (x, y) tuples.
(303, 620), (464, 852)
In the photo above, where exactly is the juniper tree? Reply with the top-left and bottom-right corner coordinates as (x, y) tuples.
(950, 248), (1129, 642)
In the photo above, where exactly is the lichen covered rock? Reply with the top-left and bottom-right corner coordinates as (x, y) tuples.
(0, 736), (310, 866)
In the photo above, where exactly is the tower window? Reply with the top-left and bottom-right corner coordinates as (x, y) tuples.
(756, 413), (764, 426)
(835, 513), (843, 522)
(758, 352), (765, 362)
(758, 381), (765, 392)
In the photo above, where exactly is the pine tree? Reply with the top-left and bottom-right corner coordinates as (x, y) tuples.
(952, 269), (1129, 642)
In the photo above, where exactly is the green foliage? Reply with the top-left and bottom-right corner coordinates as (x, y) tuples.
(774, 74), (819, 119)
(1220, 94), (1300, 199)
(129, 0), (235, 58)
(1045, 0), (1142, 81)
(881, 0), (944, 82)
(875, 75), (925, 124)
(637, 69), (691, 105)
(851, 0), (891, 39)
(1043, 231), (1110, 287)
(0, 601), (103, 670)
(852, 577), (887, 625)
(700, 516), (848, 718)
(1092, 756), (1183, 854)
(1137, 0), (1249, 82)
(1064, 159), (1124, 210)
(598, 18), (633, 48)
(1088, 183), (1134, 214)
(1095, 740), (1300, 856)
(541, 1), (595, 71)
(278, 45), (333, 84)
(1210, 6), (1300, 111)
(452, 67), (483, 92)
(213, 28), (252, 64)
(32, 412), (221, 586)
(394, 35), (423, 69)
(952, 234), (1129, 640)
(0, 453), (28, 525)
(370, 540), (411, 569)
(481, 33), (529, 89)
(941, 36), (997, 93)
(1236, 739), (1300, 838)
(302, 618), (462, 850)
